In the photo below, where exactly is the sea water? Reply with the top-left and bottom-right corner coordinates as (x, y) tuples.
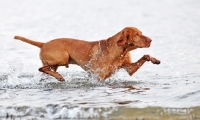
(0, 0), (200, 119)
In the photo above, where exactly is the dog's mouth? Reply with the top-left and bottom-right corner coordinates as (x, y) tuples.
(128, 43), (138, 49)
(128, 43), (134, 46)
(145, 43), (151, 48)
(140, 42), (151, 48)
(144, 36), (152, 48)
(145, 40), (151, 48)
(127, 41), (151, 48)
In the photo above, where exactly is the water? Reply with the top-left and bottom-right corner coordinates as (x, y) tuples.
(0, 0), (200, 119)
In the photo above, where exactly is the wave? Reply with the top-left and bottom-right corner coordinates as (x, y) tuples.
(0, 105), (116, 120)
(1, 105), (199, 120)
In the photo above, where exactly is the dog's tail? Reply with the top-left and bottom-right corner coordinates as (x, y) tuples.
(14, 36), (44, 48)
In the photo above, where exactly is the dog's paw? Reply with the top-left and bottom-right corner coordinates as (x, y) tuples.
(58, 76), (65, 82)
(143, 55), (160, 64)
(150, 57), (160, 64)
(143, 55), (151, 61)
(55, 74), (65, 82)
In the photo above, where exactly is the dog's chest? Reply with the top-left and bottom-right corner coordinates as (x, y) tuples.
(85, 53), (124, 79)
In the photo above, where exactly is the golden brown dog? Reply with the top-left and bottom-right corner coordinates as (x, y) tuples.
(14, 27), (160, 81)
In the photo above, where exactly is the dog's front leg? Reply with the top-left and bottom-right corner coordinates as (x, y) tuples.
(123, 55), (160, 76)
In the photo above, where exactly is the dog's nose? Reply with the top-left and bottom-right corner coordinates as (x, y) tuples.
(147, 37), (152, 43)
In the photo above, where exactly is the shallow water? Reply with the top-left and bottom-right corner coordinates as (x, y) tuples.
(0, 0), (200, 119)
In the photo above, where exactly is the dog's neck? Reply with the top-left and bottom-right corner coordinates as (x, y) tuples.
(106, 32), (137, 58)
(105, 34), (125, 59)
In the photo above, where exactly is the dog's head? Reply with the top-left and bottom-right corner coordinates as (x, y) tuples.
(117, 27), (152, 48)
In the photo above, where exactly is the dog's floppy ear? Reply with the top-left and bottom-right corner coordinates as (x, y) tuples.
(117, 29), (129, 46)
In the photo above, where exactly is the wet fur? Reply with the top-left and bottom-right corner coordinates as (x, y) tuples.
(14, 27), (160, 81)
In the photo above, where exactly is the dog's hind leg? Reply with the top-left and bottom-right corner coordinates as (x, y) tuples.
(39, 65), (65, 81)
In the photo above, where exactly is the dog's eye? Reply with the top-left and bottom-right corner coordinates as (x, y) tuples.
(135, 33), (138, 35)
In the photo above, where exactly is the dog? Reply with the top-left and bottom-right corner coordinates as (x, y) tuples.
(14, 27), (160, 81)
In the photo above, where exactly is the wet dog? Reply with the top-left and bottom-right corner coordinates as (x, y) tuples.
(14, 27), (160, 81)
